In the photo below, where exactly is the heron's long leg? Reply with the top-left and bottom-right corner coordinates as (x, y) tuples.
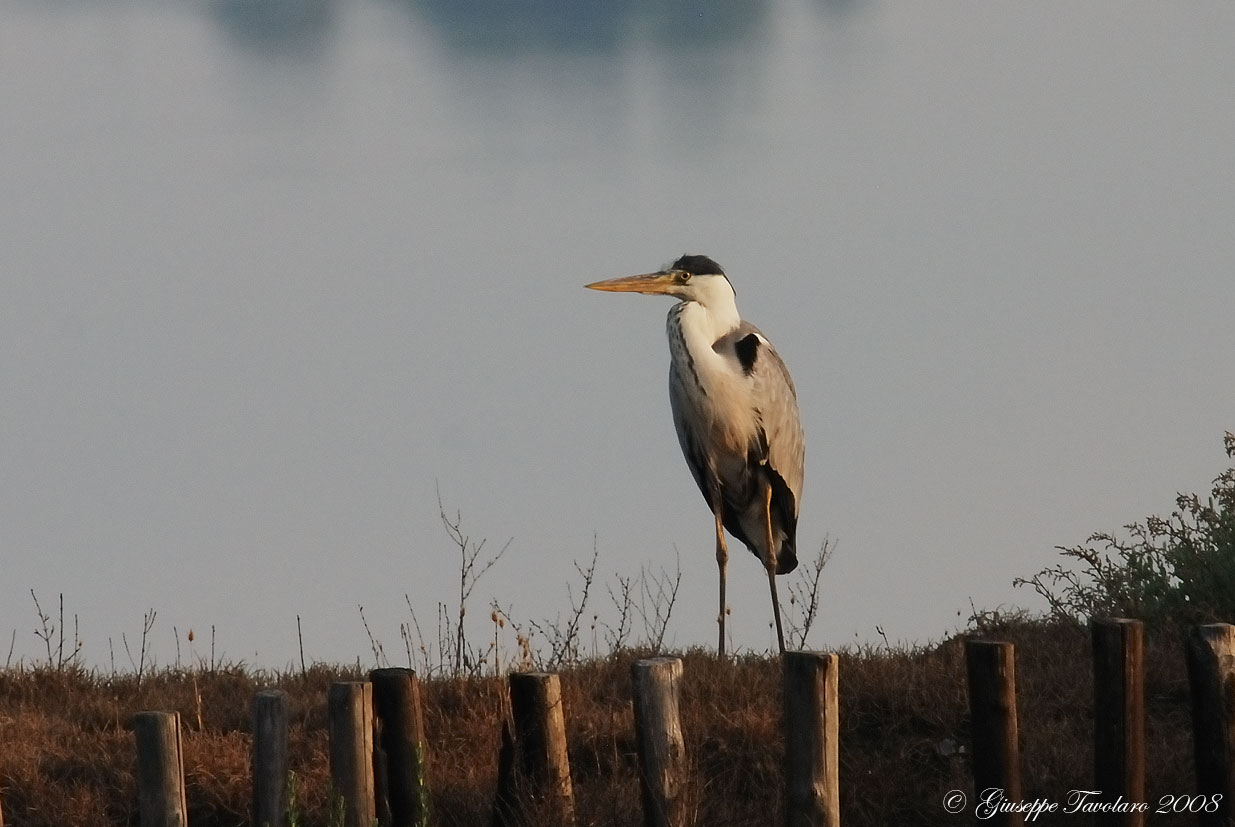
(764, 482), (786, 654)
(714, 505), (729, 657)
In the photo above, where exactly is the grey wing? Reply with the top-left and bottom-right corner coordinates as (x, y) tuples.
(734, 322), (805, 512)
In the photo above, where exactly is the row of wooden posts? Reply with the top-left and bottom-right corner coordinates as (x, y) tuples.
(6, 620), (1235, 827)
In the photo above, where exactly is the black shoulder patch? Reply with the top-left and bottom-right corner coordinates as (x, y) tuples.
(671, 254), (724, 276)
(735, 332), (759, 375)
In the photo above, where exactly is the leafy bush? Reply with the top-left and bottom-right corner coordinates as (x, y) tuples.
(1016, 432), (1235, 625)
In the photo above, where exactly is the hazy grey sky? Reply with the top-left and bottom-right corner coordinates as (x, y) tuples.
(2, 0), (1233, 668)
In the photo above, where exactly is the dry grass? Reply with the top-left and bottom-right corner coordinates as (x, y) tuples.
(0, 618), (1201, 826)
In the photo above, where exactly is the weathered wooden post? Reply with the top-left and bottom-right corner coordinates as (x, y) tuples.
(508, 672), (576, 825)
(632, 657), (687, 827)
(253, 689), (289, 827)
(1091, 619), (1145, 827)
(965, 639), (1023, 827)
(1186, 623), (1235, 827)
(371, 667), (430, 827)
(329, 681), (376, 827)
(133, 711), (188, 827)
(783, 651), (840, 827)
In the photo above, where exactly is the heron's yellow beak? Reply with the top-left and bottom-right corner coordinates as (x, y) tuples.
(585, 272), (680, 295)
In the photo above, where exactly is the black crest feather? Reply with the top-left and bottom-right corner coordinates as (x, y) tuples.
(671, 254), (724, 276)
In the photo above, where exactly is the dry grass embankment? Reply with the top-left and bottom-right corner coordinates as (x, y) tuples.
(0, 618), (1199, 826)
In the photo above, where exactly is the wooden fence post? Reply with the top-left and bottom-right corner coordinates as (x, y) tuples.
(1186, 623), (1235, 827)
(253, 689), (289, 827)
(329, 681), (376, 827)
(508, 672), (576, 825)
(783, 651), (840, 827)
(631, 657), (687, 827)
(965, 639), (1023, 827)
(371, 668), (430, 827)
(1091, 619), (1145, 827)
(133, 711), (188, 827)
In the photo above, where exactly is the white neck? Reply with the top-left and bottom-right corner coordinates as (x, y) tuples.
(677, 275), (741, 337)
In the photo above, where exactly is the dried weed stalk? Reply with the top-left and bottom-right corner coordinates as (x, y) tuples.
(636, 550), (682, 653)
(30, 590), (83, 670)
(437, 487), (511, 674)
(784, 537), (834, 650)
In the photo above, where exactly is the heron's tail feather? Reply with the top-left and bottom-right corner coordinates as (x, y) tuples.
(776, 541), (798, 575)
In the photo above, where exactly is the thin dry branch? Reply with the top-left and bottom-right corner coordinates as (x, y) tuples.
(636, 550), (682, 652)
(786, 537), (835, 650)
(436, 486), (512, 674)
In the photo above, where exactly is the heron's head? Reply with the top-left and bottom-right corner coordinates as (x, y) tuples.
(586, 254), (735, 309)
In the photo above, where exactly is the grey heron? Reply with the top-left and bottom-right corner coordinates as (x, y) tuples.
(587, 254), (805, 655)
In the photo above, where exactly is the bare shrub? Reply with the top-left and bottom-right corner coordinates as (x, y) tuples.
(30, 590), (83, 670)
(438, 488), (511, 675)
(783, 537), (834, 650)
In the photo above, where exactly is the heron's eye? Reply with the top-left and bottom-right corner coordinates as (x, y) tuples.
(678, 271), (691, 283)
